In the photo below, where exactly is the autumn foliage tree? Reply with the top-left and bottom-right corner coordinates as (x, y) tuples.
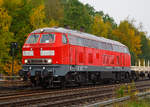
(0, 6), (14, 75)
(30, 4), (46, 29)
(45, 0), (64, 24)
(112, 21), (142, 64)
(0, 8), (11, 31)
(90, 15), (113, 38)
(3, 60), (22, 76)
(63, 0), (92, 32)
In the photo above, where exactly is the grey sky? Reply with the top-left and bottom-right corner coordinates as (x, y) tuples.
(79, 0), (150, 36)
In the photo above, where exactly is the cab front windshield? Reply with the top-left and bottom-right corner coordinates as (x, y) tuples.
(40, 34), (55, 43)
(26, 34), (40, 44)
(25, 34), (55, 44)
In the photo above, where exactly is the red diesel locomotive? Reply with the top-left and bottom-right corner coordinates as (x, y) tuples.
(19, 27), (135, 87)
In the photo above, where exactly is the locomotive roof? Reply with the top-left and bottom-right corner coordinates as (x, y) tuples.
(31, 27), (125, 47)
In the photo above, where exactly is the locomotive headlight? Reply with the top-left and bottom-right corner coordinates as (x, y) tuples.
(47, 59), (52, 64)
(24, 59), (28, 64)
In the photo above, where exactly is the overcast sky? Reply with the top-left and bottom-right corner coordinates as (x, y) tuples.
(79, 0), (150, 36)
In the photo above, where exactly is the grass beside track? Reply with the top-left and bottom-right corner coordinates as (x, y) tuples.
(113, 81), (150, 107)
(113, 97), (150, 107)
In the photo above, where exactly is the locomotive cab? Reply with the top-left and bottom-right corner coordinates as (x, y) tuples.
(22, 33), (56, 65)
(22, 32), (69, 64)
(20, 30), (70, 87)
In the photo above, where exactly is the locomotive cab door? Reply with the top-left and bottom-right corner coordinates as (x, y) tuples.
(61, 34), (70, 64)
(69, 46), (77, 65)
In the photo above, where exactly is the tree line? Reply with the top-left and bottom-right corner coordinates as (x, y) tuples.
(0, 0), (150, 75)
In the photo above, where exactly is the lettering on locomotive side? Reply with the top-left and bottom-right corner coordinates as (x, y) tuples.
(70, 65), (88, 71)
(78, 66), (88, 71)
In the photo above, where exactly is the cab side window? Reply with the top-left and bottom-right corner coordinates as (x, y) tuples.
(62, 34), (67, 44)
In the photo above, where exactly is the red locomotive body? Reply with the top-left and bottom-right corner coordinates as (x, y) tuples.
(20, 27), (132, 87)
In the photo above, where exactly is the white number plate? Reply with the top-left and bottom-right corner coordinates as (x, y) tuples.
(40, 50), (55, 56)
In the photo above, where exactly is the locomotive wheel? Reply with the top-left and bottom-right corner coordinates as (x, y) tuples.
(115, 72), (121, 83)
(75, 74), (82, 86)
(41, 82), (49, 88)
(60, 78), (66, 88)
(90, 73), (97, 84)
(41, 78), (49, 88)
(30, 76), (37, 87)
(125, 72), (130, 82)
(48, 78), (54, 88)
(148, 73), (150, 79)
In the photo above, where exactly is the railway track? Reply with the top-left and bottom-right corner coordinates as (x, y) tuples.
(0, 80), (32, 95)
(0, 80), (150, 107)
(0, 80), (31, 89)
